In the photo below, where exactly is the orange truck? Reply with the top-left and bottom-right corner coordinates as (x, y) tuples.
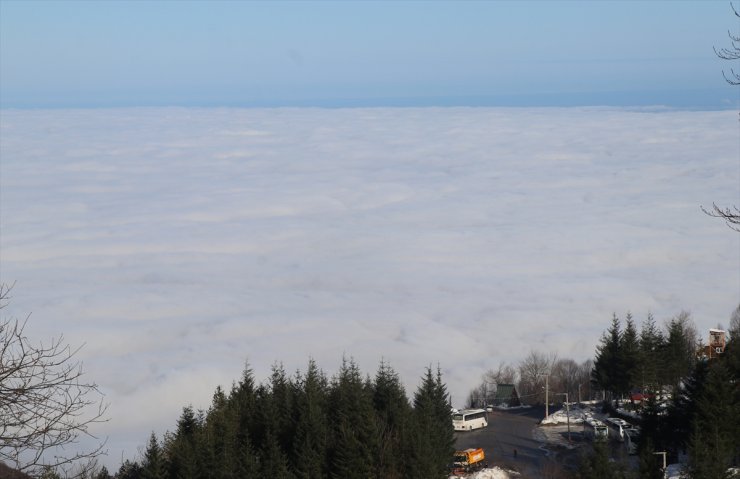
(451, 448), (487, 475)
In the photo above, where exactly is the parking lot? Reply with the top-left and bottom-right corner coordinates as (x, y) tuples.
(454, 406), (556, 478)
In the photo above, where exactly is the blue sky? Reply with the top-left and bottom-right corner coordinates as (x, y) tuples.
(0, 1), (737, 108)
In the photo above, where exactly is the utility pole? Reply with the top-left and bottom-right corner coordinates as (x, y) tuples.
(578, 383), (582, 404)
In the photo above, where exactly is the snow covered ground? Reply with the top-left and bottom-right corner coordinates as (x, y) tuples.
(665, 464), (687, 479)
(664, 466), (740, 479)
(492, 405), (531, 411)
(539, 405), (591, 425)
(449, 467), (520, 479)
(537, 405), (593, 450)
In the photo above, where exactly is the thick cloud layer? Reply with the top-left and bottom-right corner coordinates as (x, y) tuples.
(1, 107), (738, 466)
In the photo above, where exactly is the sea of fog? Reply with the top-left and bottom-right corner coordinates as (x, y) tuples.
(0, 107), (738, 467)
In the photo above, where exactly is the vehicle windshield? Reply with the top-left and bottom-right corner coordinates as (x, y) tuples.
(452, 414), (464, 421)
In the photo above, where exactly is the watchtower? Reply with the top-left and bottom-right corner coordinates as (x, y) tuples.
(708, 329), (726, 359)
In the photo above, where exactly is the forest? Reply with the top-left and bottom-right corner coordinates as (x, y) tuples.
(9, 305), (739, 479)
(588, 308), (740, 479)
(3, 274), (739, 479)
(470, 307), (740, 479)
(75, 359), (457, 479)
(101, 307), (739, 479)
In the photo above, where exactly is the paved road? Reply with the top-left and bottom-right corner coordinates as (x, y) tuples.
(454, 406), (555, 478)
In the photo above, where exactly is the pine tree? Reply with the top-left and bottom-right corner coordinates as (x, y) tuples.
(166, 406), (200, 479)
(637, 438), (665, 479)
(231, 362), (259, 477)
(268, 363), (295, 456)
(431, 367), (455, 471)
(233, 436), (259, 479)
(407, 366), (454, 479)
(724, 305), (740, 382)
(687, 362), (738, 479)
(662, 314), (697, 390)
(372, 360), (410, 479)
(116, 460), (143, 479)
(259, 430), (293, 479)
(620, 313), (640, 397)
(592, 314), (623, 404)
(202, 386), (239, 478)
(232, 362), (257, 423)
(327, 357), (378, 479)
(254, 384), (294, 479)
(291, 359), (329, 479)
(577, 442), (627, 479)
(638, 392), (664, 454)
(638, 313), (664, 392)
(664, 360), (709, 457)
(141, 433), (166, 479)
(193, 409), (214, 479)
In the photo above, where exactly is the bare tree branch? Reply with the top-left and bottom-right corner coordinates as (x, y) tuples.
(701, 203), (740, 232)
(706, 5), (740, 229)
(0, 284), (108, 477)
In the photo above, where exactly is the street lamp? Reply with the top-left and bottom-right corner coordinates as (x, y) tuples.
(556, 392), (571, 444)
(537, 373), (550, 420)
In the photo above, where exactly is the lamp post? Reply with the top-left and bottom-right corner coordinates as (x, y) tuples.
(537, 373), (550, 420)
(556, 392), (571, 444)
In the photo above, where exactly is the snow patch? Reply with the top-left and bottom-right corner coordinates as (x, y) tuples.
(449, 466), (520, 479)
(540, 405), (590, 425)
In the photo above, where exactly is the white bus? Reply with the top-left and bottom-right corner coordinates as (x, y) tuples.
(584, 418), (609, 442)
(452, 409), (488, 431)
(606, 418), (630, 442)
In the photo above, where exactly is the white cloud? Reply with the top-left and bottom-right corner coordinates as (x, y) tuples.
(0, 107), (738, 469)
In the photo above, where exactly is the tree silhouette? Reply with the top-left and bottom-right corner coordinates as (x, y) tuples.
(0, 284), (108, 477)
(714, 3), (740, 84)
(703, 3), (740, 230)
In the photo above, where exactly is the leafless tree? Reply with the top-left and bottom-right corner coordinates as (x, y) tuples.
(671, 310), (699, 354)
(714, 3), (740, 85)
(482, 361), (518, 388)
(518, 351), (557, 405)
(576, 359), (593, 402)
(701, 203), (740, 232)
(465, 384), (486, 409)
(550, 358), (581, 403)
(703, 4), (740, 230)
(466, 362), (520, 408)
(0, 284), (108, 477)
(729, 304), (740, 341)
